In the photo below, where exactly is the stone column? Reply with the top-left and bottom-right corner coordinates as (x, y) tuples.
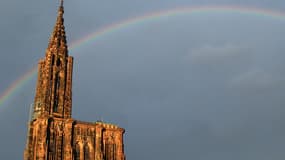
(36, 120), (48, 160)
(64, 121), (73, 160)
(115, 129), (125, 160)
(95, 126), (103, 160)
(79, 141), (84, 160)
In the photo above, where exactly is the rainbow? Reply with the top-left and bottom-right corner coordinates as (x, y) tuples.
(0, 67), (37, 107)
(1, 5), (285, 108)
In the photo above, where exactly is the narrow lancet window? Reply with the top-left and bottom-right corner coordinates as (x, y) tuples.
(56, 58), (61, 67)
(84, 144), (90, 160)
(53, 72), (60, 112)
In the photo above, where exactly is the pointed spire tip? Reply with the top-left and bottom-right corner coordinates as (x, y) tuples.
(60, 0), (64, 7)
(47, 0), (67, 52)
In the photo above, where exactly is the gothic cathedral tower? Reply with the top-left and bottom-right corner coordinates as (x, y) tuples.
(24, 1), (126, 160)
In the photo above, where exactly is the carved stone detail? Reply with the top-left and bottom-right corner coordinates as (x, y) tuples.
(24, 1), (125, 160)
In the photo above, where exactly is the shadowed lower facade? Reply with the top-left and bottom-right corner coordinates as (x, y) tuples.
(24, 1), (125, 160)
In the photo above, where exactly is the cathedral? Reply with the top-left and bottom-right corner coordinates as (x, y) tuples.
(24, 1), (125, 160)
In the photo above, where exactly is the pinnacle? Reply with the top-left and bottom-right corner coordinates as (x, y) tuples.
(47, 0), (68, 56)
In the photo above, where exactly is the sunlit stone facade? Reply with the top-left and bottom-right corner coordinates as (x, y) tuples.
(24, 1), (125, 160)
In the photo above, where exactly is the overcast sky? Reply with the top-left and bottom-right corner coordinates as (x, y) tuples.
(1, 0), (285, 159)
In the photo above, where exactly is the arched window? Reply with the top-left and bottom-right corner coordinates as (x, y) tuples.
(84, 144), (90, 160)
(74, 143), (80, 160)
(105, 143), (117, 160)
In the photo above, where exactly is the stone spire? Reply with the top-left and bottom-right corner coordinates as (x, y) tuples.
(32, 0), (73, 119)
(47, 0), (68, 56)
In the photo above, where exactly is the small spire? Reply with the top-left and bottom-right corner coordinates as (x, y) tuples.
(60, 0), (64, 7)
(47, 0), (68, 56)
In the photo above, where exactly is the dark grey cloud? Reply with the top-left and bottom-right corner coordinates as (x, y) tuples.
(1, 0), (285, 159)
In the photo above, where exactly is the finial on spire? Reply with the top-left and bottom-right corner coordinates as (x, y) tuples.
(46, 0), (68, 56)
(60, 0), (64, 7)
